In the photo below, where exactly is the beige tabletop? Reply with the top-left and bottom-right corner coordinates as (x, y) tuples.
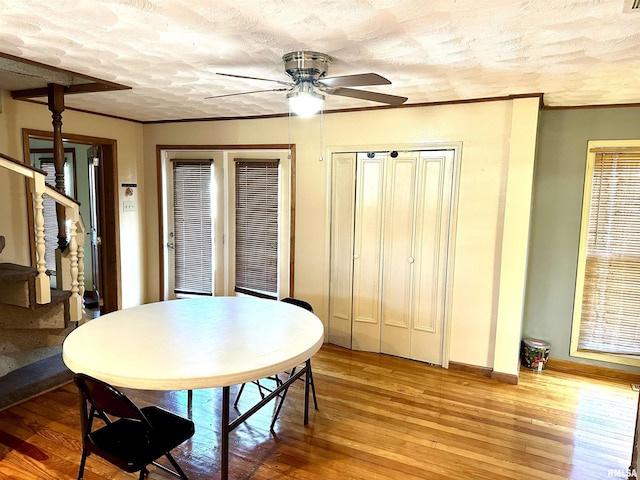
(62, 296), (325, 391)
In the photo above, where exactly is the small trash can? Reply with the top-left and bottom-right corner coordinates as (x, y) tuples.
(521, 338), (551, 371)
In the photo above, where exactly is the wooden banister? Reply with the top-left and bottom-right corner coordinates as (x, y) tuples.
(0, 152), (47, 179)
(1, 153), (84, 322)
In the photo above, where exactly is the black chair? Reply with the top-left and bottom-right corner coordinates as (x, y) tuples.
(233, 297), (318, 428)
(74, 373), (195, 480)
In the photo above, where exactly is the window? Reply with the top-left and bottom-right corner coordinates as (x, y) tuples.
(571, 142), (640, 365)
(39, 160), (59, 273)
(38, 158), (72, 274)
(234, 159), (279, 298)
(172, 160), (213, 296)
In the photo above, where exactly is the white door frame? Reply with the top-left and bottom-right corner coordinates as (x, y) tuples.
(158, 146), (292, 301)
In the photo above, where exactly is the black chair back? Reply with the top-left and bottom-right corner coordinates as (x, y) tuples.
(74, 373), (149, 427)
(73, 373), (194, 479)
(280, 297), (314, 313)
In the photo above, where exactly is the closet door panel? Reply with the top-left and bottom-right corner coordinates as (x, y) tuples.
(328, 153), (356, 348)
(352, 154), (385, 351)
(411, 152), (454, 364)
(329, 148), (455, 364)
(380, 154), (418, 357)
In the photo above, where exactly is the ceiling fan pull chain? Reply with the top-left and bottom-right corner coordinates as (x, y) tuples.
(287, 109), (292, 159)
(319, 109), (324, 162)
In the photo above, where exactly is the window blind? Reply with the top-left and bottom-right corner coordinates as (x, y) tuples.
(172, 160), (213, 295)
(577, 151), (640, 355)
(39, 160), (59, 273)
(235, 160), (279, 297)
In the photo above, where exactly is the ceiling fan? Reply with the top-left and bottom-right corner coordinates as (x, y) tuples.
(208, 51), (408, 117)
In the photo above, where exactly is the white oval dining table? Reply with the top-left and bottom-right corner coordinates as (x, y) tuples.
(63, 296), (325, 480)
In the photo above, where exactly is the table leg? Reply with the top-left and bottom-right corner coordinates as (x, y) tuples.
(221, 386), (230, 480)
(303, 359), (310, 425)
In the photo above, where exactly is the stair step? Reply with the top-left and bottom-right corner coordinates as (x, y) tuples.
(0, 353), (72, 411)
(0, 320), (75, 355)
(0, 346), (62, 377)
(0, 263), (38, 309)
(0, 263), (37, 282)
(0, 289), (71, 329)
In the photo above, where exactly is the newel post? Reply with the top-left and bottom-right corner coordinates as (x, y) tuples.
(48, 83), (68, 252)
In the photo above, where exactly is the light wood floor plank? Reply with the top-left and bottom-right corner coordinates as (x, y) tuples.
(0, 344), (637, 479)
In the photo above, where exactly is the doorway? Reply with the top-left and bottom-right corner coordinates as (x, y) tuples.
(157, 145), (293, 301)
(23, 129), (120, 315)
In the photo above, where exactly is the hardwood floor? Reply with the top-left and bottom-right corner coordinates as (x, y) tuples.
(0, 344), (637, 479)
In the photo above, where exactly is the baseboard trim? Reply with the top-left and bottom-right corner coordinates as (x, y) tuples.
(547, 358), (640, 383)
(448, 362), (493, 378)
(490, 371), (519, 385)
(448, 361), (519, 384)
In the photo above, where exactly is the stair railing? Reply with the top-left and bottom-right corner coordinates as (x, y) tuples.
(0, 152), (84, 322)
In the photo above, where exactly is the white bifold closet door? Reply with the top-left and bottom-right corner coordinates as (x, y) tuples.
(328, 149), (455, 365)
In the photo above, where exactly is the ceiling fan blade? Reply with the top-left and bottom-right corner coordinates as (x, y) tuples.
(319, 73), (391, 88)
(216, 72), (293, 87)
(330, 87), (408, 105)
(205, 87), (290, 99)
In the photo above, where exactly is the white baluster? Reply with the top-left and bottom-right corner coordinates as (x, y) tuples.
(76, 219), (86, 321)
(33, 175), (51, 304)
(67, 206), (82, 322)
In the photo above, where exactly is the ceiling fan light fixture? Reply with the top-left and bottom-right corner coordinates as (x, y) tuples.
(287, 81), (324, 117)
(213, 51), (406, 112)
(287, 91), (324, 117)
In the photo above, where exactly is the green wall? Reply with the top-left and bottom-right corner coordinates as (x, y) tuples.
(524, 106), (640, 372)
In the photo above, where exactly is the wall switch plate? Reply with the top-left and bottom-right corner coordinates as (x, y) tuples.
(123, 200), (136, 212)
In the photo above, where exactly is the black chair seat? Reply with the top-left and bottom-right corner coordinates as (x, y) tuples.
(86, 406), (194, 473)
(74, 373), (194, 480)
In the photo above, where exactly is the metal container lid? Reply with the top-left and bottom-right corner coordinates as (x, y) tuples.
(523, 338), (551, 348)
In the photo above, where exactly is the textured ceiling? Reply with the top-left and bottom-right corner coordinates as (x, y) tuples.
(0, 0), (639, 122)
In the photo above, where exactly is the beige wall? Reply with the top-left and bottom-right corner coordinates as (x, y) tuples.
(0, 91), (31, 264)
(143, 97), (540, 376)
(0, 93), (146, 308)
(492, 99), (540, 376)
(1, 91), (539, 376)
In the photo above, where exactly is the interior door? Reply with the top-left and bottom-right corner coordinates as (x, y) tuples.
(328, 153), (357, 348)
(380, 150), (455, 365)
(329, 148), (455, 365)
(351, 152), (385, 351)
(410, 151), (455, 363)
(86, 146), (102, 312)
(379, 152), (419, 358)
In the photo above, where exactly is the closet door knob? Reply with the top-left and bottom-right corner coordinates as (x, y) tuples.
(408, 257), (414, 263)
(354, 253), (360, 259)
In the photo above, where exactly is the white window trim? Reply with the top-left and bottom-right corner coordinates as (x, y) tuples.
(570, 139), (640, 367)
